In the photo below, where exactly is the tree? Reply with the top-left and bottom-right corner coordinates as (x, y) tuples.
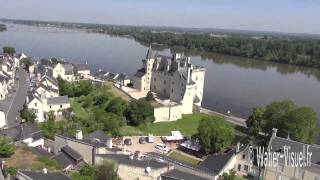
(246, 107), (265, 137)
(20, 105), (36, 123)
(246, 100), (319, 144)
(286, 107), (318, 144)
(146, 91), (155, 101)
(3, 46), (16, 54)
(95, 160), (119, 180)
(196, 116), (235, 154)
(20, 57), (33, 72)
(0, 137), (15, 158)
(124, 99), (154, 126)
(221, 170), (237, 180)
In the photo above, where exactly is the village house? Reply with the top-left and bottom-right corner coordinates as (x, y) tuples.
(132, 48), (206, 122)
(26, 93), (70, 122)
(264, 128), (320, 180)
(54, 130), (113, 165)
(0, 122), (44, 147)
(52, 63), (75, 81)
(75, 63), (90, 75)
(52, 145), (85, 171)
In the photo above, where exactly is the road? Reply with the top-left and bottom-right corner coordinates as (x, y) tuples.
(5, 67), (28, 127)
(201, 108), (247, 127)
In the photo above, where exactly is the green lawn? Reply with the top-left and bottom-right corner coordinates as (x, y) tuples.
(169, 151), (200, 165)
(120, 113), (231, 136)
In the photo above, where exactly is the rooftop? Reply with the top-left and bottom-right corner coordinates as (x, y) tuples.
(17, 170), (71, 180)
(47, 96), (69, 105)
(161, 169), (208, 180)
(0, 122), (43, 141)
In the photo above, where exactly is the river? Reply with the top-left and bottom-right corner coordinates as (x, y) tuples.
(1, 24), (320, 129)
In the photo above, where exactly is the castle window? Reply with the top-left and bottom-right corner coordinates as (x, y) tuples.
(35, 102), (37, 107)
(244, 165), (248, 171)
(164, 80), (166, 85)
(50, 106), (52, 109)
(60, 105), (63, 108)
(196, 76), (198, 81)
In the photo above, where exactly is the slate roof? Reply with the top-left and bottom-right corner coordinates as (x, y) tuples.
(56, 130), (111, 148)
(61, 145), (83, 161)
(146, 47), (156, 59)
(161, 169), (208, 180)
(97, 154), (168, 169)
(83, 130), (112, 143)
(0, 122), (43, 141)
(41, 74), (58, 86)
(269, 136), (320, 166)
(63, 64), (74, 75)
(47, 96), (69, 105)
(134, 68), (146, 78)
(75, 64), (90, 71)
(18, 170), (71, 180)
(199, 145), (247, 175)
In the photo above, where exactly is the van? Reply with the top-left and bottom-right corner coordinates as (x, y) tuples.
(154, 144), (170, 154)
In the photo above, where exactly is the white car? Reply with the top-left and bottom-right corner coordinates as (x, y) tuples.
(154, 144), (170, 154)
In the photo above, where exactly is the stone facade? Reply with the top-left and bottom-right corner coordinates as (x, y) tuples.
(133, 48), (206, 122)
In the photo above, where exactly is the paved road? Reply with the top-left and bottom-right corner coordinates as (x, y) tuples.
(201, 108), (247, 127)
(6, 67), (28, 127)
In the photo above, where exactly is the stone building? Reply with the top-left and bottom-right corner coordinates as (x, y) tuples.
(132, 48), (206, 122)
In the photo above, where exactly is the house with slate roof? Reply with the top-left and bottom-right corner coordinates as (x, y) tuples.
(16, 170), (70, 180)
(53, 63), (75, 81)
(54, 130), (113, 165)
(26, 93), (70, 122)
(75, 63), (90, 76)
(0, 122), (44, 147)
(264, 128), (320, 180)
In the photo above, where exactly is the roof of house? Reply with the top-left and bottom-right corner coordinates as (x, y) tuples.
(134, 68), (146, 78)
(61, 145), (83, 161)
(146, 47), (156, 59)
(0, 122), (43, 141)
(269, 135), (320, 165)
(75, 64), (90, 71)
(40, 74), (58, 86)
(18, 170), (71, 180)
(199, 145), (247, 174)
(63, 64), (74, 75)
(97, 154), (168, 169)
(56, 130), (111, 148)
(161, 169), (208, 180)
(47, 96), (69, 105)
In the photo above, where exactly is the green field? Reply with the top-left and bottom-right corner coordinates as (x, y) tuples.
(169, 151), (201, 165)
(119, 113), (235, 137)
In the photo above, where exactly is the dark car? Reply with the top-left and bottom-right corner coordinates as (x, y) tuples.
(139, 137), (146, 144)
(124, 138), (132, 145)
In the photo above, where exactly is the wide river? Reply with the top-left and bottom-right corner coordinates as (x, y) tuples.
(1, 24), (320, 127)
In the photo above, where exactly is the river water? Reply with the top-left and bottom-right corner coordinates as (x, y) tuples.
(1, 24), (320, 127)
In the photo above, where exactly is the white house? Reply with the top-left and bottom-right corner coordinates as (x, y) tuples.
(0, 122), (44, 147)
(0, 110), (5, 128)
(27, 93), (70, 122)
(53, 63), (75, 81)
(75, 64), (90, 76)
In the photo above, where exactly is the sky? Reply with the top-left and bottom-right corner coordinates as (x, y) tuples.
(0, 0), (320, 34)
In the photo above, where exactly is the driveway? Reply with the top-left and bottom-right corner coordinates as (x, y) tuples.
(0, 67), (28, 128)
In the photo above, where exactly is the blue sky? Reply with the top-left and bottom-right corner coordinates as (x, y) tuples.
(0, 0), (319, 34)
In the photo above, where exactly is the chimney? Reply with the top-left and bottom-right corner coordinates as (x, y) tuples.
(76, 130), (83, 140)
(43, 168), (47, 174)
(106, 139), (113, 149)
(272, 128), (278, 138)
(236, 142), (240, 153)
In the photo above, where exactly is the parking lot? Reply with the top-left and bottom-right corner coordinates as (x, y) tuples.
(118, 136), (178, 154)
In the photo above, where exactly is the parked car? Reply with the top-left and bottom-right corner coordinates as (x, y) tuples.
(139, 137), (146, 144)
(146, 134), (154, 143)
(124, 138), (132, 145)
(154, 144), (170, 154)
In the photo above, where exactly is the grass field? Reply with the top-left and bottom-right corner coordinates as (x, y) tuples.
(169, 151), (201, 165)
(119, 113), (233, 137)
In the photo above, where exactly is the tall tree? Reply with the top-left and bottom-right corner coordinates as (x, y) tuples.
(197, 116), (235, 154)
(3, 46), (16, 54)
(0, 137), (15, 158)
